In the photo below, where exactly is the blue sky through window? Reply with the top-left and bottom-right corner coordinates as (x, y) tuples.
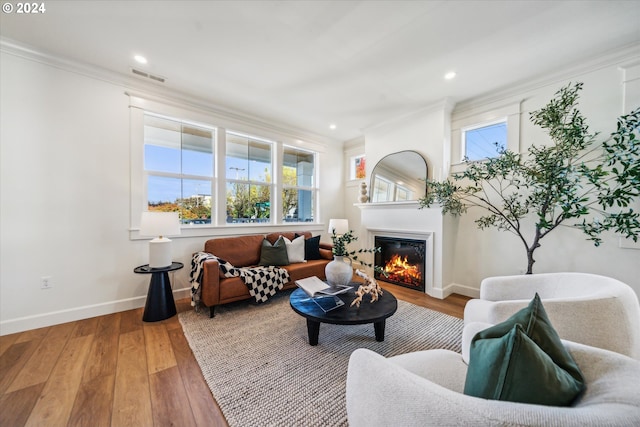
(465, 121), (507, 161)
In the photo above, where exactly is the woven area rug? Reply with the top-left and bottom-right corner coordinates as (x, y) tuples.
(179, 291), (463, 427)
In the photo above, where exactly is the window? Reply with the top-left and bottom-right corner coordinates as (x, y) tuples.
(283, 146), (316, 222)
(372, 175), (392, 202)
(462, 120), (507, 161)
(225, 132), (272, 223)
(144, 114), (215, 224)
(395, 185), (411, 201)
(132, 96), (321, 231)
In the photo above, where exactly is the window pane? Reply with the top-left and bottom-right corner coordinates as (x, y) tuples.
(226, 182), (270, 223)
(148, 175), (181, 207)
(283, 147), (314, 187)
(283, 189), (314, 222)
(249, 141), (271, 183)
(144, 114), (215, 224)
(144, 116), (180, 174)
(226, 133), (272, 183)
(464, 121), (507, 161)
(396, 186), (410, 201)
(181, 178), (212, 224)
(372, 176), (391, 202)
(182, 125), (213, 177)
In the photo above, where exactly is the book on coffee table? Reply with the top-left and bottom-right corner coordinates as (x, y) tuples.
(295, 276), (351, 297)
(311, 295), (345, 313)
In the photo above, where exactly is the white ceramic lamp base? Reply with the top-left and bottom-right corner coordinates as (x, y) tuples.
(149, 237), (172, 268)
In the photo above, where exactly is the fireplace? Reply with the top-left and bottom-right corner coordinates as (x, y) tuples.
(374, 236), (426, 292)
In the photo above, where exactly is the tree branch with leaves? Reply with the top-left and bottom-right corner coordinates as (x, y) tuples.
(420, 82), (639, 274)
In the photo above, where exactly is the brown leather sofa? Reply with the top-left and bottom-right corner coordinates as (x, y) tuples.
(199, 231), (333, 317)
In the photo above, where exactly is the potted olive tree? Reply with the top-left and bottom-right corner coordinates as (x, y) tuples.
(420, 82), (640, 274)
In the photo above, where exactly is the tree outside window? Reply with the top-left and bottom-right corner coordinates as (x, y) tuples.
(283, 147), (315, 222)
(225, 133), (272, 223)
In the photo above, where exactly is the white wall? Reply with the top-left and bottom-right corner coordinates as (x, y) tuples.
(0, 50), (344, 335)
(448, 60), (640, 296)
(356, 51), (640, 297)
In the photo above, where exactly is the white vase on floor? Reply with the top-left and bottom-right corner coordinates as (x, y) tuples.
(325, 256), (353, 286)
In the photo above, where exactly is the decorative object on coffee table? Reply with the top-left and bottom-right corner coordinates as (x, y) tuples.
(351, 269), (383, 308)
(289, 285), (397, 345)
(326, 219), (381, 286)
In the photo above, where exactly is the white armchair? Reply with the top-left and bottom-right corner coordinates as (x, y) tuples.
(346, 340), (640, 426)
(464, 272), (640, 359)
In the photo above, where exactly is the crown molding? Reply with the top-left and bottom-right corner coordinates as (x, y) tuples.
(362, 97), (456, 136)
(454, 42), (640, 114)
(0, 37), (339, 148)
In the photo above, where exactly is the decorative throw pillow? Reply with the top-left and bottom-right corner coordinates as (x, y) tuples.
(464, 293), (585, 406)
(282, 235), (306, 263)
(258, 236), (289, 266)
(296, 233), (321, 260)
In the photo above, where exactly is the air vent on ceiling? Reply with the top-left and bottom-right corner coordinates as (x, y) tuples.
(130, 67), (166, 84)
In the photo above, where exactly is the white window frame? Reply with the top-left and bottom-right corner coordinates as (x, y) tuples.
(143, 112), (217, 225)
(282, 145), (317, 223)
(128, 94), (323, 239)
(461, 118), (508, 162)
(450, 101), (521, 174)
(372, 175), (393, 202)
(224, 131), (275, 224)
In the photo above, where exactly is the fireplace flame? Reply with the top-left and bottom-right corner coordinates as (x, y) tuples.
(383, 254), (422, 286)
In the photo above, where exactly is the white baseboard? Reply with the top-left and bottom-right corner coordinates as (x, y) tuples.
(0, 287), (191, 336)
(444, 282), (480, 299)
(427, 282), (479, 300)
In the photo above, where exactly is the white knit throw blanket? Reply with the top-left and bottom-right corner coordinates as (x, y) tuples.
(190, 251), (290, 308)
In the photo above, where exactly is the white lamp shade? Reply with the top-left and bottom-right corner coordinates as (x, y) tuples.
(140, 212), (181, 238)
(140, 212), (180, 268)
(328, 218), (349, 235)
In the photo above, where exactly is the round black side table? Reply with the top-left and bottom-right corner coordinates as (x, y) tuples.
(134, 262), (183, 322)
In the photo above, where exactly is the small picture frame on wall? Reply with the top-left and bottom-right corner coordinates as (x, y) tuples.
(351, 155), (366, 180)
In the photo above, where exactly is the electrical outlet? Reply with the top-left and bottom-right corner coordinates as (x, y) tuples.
(41, 276), (53, 289)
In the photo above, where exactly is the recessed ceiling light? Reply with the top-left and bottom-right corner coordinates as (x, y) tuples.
(329, 123), (337, 130)
(134, 55), (148, 64)
(444, 71), (456, 80)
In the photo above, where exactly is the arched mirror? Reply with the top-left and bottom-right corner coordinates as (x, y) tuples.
(369, 151), (428, 202)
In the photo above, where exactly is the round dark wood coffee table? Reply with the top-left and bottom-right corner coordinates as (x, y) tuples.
(289, 285), (398, 346)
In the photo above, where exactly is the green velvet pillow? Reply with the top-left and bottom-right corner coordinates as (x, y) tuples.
(464, 293), (585, 406)
(259, 236), (289, 266)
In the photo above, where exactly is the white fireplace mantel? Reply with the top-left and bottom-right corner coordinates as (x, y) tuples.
(356, 202), (455, 299)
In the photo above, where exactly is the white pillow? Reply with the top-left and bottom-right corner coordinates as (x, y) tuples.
(282, 235), (306, 263)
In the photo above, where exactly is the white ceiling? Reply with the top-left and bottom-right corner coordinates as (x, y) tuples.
(1, 0), (639, 142)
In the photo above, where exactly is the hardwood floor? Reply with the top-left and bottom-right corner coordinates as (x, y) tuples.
(0, 284), (470, 426)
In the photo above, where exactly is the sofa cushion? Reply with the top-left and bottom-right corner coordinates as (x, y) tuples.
(283, 235), (306, 263)
(204, 234), (264, 268)
(464, 293), (585, 406)
(266, 231), (311, 245)
(259, 236), (289, 266)
(296, 233), (322, 260)
(284, 259), (329, 282)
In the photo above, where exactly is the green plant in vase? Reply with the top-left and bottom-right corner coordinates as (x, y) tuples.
(330, 230), (380, 263)
(325, 230), (381, 286)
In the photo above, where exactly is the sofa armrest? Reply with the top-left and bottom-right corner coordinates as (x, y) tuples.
(319, 242), (333, 260)
(346, 348), (506, 426)
(200, 258), (221, 307)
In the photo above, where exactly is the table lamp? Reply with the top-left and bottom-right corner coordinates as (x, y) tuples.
(328, 218), (349, 235)
(140, 212), (181, 268)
